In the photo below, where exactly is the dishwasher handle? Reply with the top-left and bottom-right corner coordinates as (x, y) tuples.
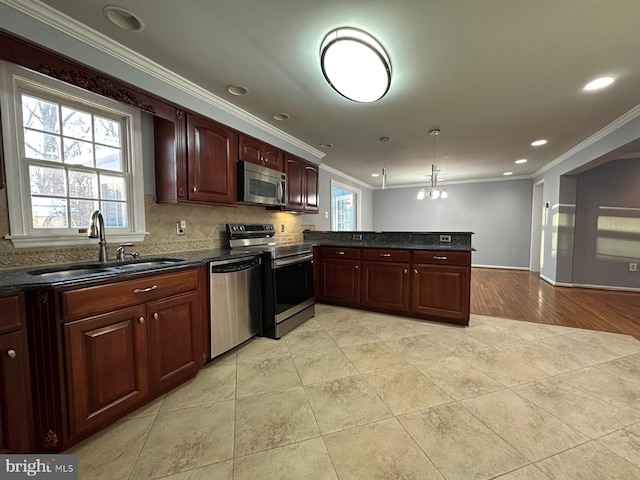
(211, 257), (261, 274)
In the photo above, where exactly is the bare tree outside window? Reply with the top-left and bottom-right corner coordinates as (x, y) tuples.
(21, 93), (127, 229)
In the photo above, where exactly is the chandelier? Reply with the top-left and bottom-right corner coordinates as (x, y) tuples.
(417, 129), (448, 200)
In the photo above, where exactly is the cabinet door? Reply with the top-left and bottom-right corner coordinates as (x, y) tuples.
(65, 306), (148, 436)
(303, 163), (319, 212)
(147, 291), (202, 395)
(263, 145), (284, 171)
(0, 331), (32, 453)
(238, 134), (263, 166)
(411, 264), (470, 321)
(187, 114), (237, 205)
(286, 155), (304, 211)
(362, 262), (410, 312)
(319, 258), (360, 305)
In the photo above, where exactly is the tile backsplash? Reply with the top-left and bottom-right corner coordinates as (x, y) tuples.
(0, 194), (303, 270)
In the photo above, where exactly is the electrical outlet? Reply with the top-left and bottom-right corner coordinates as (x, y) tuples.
(176, 222), (185, 236)
(280, 223), (285, 233)
(630, 262), (638, 272)
(440, 235), (452, 243)
(353, 234), (363, 241)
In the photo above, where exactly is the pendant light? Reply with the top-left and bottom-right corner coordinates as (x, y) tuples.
(417, 128), (448, 200)
(380, 136), (389, 189)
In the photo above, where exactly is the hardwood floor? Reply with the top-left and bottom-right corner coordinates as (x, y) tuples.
(471, 268), (640, 340)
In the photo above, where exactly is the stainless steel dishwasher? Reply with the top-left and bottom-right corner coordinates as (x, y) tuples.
(209, 255), (262, 359)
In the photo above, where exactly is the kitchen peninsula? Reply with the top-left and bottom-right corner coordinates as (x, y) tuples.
(305, 231), (474, 326)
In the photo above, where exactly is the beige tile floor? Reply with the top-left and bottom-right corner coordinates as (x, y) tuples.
(67, 304), (640, 480)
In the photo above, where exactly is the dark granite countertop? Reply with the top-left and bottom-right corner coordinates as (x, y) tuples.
(0, 248), (261, 295)
(309, 240), (475, 251)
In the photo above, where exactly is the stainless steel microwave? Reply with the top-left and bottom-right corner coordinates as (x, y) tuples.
(237, 161), (286, 206)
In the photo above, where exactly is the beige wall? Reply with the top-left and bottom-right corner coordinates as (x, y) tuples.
(0, 191), (305, 270)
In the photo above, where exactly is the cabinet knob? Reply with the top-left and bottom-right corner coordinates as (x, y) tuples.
(153, 313), (159, 320)
(355, 265), (359, 269)
(139, 316), (145, 324)
(7, 349), (16, 359)
(414, 269), (418, 274)
(404, 268), (408, 274)
(192, 186), (198, 193)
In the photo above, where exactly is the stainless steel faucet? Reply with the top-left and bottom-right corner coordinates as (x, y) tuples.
(116, 243), (140, 261)
(87, 210), (107, 263)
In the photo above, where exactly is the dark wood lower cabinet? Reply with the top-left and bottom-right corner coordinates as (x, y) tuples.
(0, 330), (32, 453)
(147, 292), (201, 395)
(65, 306), (149, 436)
(319, 258), (360, 305)
(411, 264), (470, 321)
(316, 247), (471, 325)
(361, 262), (410, 311)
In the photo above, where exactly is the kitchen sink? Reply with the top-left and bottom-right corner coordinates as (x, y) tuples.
(28, 258), (185, 278)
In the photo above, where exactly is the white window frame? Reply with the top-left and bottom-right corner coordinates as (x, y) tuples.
(330, 179), (362, 231)
(0, 61), (146, 248)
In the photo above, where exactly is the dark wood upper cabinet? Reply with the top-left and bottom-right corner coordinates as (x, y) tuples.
(0, 106), (5, 190)
(238, 134), (284, 172)
(283, 154), (319, 213)
(155, 111), (236, 206)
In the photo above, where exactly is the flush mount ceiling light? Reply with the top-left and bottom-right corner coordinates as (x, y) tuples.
(272, 113), (290, 121)
(531, 139), (547, 147)
(503, 171), (513, 176)
(417, 129), (448, 200)
(320, 143), (334, 149)
(515, 159), (527, 164)
(320, 27), (392, 103)
(584, 77), (614, 91)
(103, 5), (145, 32)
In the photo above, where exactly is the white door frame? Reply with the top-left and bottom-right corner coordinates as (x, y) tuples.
(530, 180), (544, 272)
(330, 179), (362, 231)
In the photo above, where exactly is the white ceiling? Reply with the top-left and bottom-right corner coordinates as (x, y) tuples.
(31, 0), (640, 186)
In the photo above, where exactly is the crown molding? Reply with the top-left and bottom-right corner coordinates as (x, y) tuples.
(2, 0), (325, 160)
(533, 103), (640, 177)
(320, 163), (374, 189)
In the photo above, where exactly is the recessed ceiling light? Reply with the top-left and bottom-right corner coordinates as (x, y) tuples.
(583, 77), (614, 91)
(371, 173), (380, 177)
(503, 171), (513, 176)
(531, 139), (547, 147)
(103, 5), (145, 32)
(272, 113), (290, 121)
(226, 84), (249, 96)
(515, 159), (527, 164)
(320, 143), (334, 149)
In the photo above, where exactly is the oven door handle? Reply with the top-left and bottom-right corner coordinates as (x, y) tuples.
(272, 253), (314, 268)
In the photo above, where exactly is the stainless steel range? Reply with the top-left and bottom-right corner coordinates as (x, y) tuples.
(227, 224), (315, 339)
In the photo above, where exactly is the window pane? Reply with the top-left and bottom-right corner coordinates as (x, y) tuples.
(68, 170), (98, 199)
(21, 95), (59, 133)
(61, 106), (92, 140)
(94, 116), (121, 147)
(70, 199), (98, 228)
(29, 165), (66, 196)
(100, 175), (126, 200)
(63, 139), (94, 166)
(101, 201), (127, 227)
(24, 130), (61, 161)
(96, 145), (122, 171)
(32, 197), (67, 228)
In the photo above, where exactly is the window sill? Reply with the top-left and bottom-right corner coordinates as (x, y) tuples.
(5, 232), (148, 249)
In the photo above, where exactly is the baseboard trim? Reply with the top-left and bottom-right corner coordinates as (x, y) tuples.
(539, 274), (640, 292)
(472, 264), (530, 271)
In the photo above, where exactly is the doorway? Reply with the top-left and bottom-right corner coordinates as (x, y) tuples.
(530, 181), (544, 272)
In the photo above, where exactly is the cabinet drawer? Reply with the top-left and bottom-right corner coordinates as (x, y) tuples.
(320, 247), (361, 260)
(412, 250), (470, 266)
(0, 294), (23, 334)
(62, 268), (200, 320)
(362, 248), (411, 262)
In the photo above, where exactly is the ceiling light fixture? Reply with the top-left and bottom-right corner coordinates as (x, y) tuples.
(371, 173), (380, 177)
(503, 171), (513, 176)
(531, 139), (547, 146)
(226, 84), (249, 96)
(379, 136), (389, 190)
(417, 129), (447, 200)
(320, 143), (334, 149)
(583, 77), (614, 91)
(320, 27), (391, 103)
(515, 159), (527, 164)
(103, 5), (145, 32)
(272, 113), (290, 121)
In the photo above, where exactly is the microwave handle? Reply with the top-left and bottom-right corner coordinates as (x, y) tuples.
(278, 180), (285, 204)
